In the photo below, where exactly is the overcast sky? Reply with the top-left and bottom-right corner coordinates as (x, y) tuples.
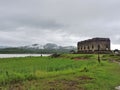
(0, 0), (120, 49)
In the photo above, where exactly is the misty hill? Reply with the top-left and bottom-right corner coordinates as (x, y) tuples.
(20, 43), (76, 50)
(0, 43), (76, 54)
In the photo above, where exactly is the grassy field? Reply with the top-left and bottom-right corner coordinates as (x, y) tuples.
(0, 54), (120, 90)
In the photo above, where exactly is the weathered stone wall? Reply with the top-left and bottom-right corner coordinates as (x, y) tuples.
(77, 38), (110, 53)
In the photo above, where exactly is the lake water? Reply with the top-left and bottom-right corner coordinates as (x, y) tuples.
(0, 54), (51, 58)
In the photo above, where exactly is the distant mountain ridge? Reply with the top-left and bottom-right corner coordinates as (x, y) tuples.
(20, 43), (76, 50)
(0, 46), (10, 49)
(0, 43), (77, 54)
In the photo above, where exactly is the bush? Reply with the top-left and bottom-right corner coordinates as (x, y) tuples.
(51, 53), (61, 58)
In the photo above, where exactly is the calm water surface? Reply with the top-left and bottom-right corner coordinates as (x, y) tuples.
(0, 54), (51, 58)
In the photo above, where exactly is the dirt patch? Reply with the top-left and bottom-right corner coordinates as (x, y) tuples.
(78, 76), (93, 80)
(48, 76), (93, 90)
(48, 79), (84, 90)
(8, 83), (24, 90)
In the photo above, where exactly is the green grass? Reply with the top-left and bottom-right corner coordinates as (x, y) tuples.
(0, 54), (120, 90)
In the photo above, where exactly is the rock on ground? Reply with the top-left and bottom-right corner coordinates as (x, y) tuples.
(115, 86), (120, 90)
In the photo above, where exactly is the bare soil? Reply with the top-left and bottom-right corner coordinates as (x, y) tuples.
(47, 76), (93, 90)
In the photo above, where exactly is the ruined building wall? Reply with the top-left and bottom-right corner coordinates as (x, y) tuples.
(77, 38), (110, 53)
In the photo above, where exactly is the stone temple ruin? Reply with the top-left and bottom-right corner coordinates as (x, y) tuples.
(77, 38), (111, 53)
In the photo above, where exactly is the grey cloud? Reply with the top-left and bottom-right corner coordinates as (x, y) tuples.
(0, 0), (120, 49)
(0, 17), (65, 30)
(16, 18), (65, 29)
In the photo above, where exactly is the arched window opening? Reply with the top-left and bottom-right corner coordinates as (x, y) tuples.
(92, 45), (94, 49)
(88, 46), (90, 50)
(84, 46), (86, 50)
(98, 45), (100, 50)
(81, 47), (82, 50)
